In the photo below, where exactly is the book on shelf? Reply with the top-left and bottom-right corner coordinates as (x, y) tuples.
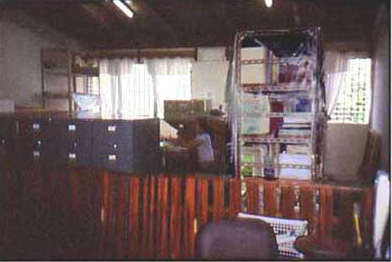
(286, 145), (310, 155)
(280, 122), (311, 129)
(279, 129), (311, 138)
(241, 145), (268, 177)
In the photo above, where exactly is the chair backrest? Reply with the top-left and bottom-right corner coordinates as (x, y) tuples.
(195, 218), (278, 260)
(323, 123), (380, 183)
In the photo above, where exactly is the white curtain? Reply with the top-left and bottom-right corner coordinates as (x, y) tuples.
(146, 58), (192, 118)
(100, 58), (154, 117)
(324, 51), (350, 116)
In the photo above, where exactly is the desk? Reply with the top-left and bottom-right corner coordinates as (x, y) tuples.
(162, 146), (197, 173)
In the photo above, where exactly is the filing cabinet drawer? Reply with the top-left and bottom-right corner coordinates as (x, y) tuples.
(58, 119), (92, 142)
(92, 120), (133, 154)
(58, 119), (92, 160)
(58, 148), (92, 167)
(92, 152), (135, 173)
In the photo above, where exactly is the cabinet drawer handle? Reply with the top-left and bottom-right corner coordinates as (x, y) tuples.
(68, 124), (76, 131)
(68, 153), (76, 160)
(33, 150), (40, 158)
(108, 125), (117, 132)
(32, 123), (40, 130)
(108, 154), (116, 161)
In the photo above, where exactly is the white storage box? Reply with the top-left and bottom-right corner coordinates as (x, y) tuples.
(238, 213), (308, 259)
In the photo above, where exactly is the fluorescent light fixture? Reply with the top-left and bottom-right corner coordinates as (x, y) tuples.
(113, 0), (134, 19)
(265, 0), (273, 8)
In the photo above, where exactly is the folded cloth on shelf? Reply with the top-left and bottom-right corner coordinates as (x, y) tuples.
(279, 153), (311, 165)
(283, 115), (312, 124)
(279, 168), (311, 180)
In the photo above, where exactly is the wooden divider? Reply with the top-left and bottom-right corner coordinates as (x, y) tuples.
(243, 179), (374, 242)
(1, 167), (375, 260)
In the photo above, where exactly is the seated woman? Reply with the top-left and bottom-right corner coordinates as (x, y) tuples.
(177, 118), (215, 173)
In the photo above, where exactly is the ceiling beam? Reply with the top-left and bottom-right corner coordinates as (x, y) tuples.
(78, 3), (114, 33)
(134, 0), (181, 45)
(291, 2), (301, 27)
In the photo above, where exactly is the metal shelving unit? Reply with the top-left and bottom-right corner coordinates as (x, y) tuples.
(230, 28), (326, 181)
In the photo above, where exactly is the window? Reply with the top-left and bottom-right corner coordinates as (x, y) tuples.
(155, 74), (192, 118)
(330, 58), (372, 124)
(99, 58), (192, 118)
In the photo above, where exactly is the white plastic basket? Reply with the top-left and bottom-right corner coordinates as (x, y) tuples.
(238, 213), (308, 259)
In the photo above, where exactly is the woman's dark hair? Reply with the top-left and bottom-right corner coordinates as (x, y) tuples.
(196, 117), (208, 132)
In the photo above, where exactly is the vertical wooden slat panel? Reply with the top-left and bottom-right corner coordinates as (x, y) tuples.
(300, 186), (315, 234)
(197, 178), (209, 227)
(246, 181), (259, 214)
(337, 189), (354, 240)
(100, 170), (110, 259)
(319, 185), (333, 237)
(170, 177), (181, 260)
(212, 178), (224, 222)
(264, 182), (276, 216)
(107, 173), (116, 258)
(281, 185), (296, 218)
(128, 175), (140, 258)
(140, 176), (149, 258)
(183, 176), (196, 259)
(116, 175), (125, 259)
(92, 168), (103, 259)
(362, 187), (373, 245)
(148, 175), (156, 259)
(156, 176), (169, 259)
(229, 179), (241, 218)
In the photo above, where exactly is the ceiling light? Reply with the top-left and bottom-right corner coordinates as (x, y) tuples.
(113, 0), (134, 19)
(265, 0), (273, 8)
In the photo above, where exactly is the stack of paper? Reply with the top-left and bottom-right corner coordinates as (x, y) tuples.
(241, 94), (270, 135)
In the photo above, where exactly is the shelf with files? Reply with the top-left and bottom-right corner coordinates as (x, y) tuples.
(241, 56), (316, 65)
(241, 162), (311, 170)
(240, 136), (311, 144)
(241, 83), (312, 92)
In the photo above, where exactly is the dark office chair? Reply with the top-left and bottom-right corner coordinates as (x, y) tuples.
(195, 218), (278, 260)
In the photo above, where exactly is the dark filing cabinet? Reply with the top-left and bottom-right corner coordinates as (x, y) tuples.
(133, 118), (161, 174)
(57, 119), (93, 167)
(92, 120), (135, 173)
(2, 112), (161, 175)
(18, 115), (59, 165)
(0, 115), (15, 158)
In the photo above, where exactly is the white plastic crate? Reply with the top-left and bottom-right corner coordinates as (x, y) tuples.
(238, 213), (308, 259)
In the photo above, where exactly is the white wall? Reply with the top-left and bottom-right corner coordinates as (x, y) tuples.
(0, 11), (84, 108)
(192, 47), (229, 111)
(371, 3), (390, 173)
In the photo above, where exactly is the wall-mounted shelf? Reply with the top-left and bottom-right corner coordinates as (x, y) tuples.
(72, 66), (99, 76)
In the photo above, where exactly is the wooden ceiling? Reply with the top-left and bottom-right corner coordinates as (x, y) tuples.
(0, 0), (385, 49)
